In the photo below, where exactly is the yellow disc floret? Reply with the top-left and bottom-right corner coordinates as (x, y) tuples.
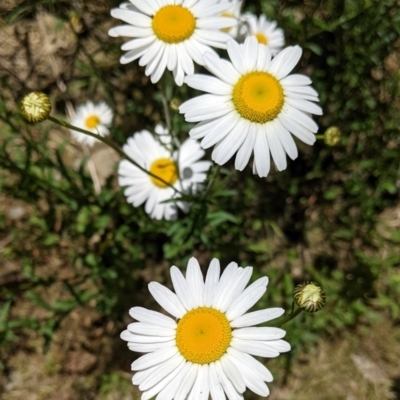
(176, 307), (232, 364)
(85, 115), (100, 129)
(255, 33), (268, 45)
(150, 158), (178, 188)
(152, 5), (196, 44)
(232, 71), (284, 123)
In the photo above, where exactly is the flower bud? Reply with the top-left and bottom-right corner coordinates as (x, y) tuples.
(21, 92), (52, 123)
(170, 98), (181, 111)
(293, 281), (326, 313)
(324, 126), (341, 146)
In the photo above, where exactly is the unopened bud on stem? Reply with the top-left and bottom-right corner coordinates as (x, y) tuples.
(21, 92), (52, 123)
(294, 281), (326, 313)
(324, 126), (341, 146)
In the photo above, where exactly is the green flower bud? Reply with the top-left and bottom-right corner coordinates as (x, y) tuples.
(170, 98), (181, 111)
(21, 92), (52, 123)
(324, 126), (341, 146)
(294, 281), (326, 313)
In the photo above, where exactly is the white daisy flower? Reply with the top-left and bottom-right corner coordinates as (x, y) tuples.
(69, 101), (113, 147)
(179, 36), (323, 178)
(121, 257), (290, 399)
(118, 130), (211, 220)
(218, 0), (243, 38)
(108, 0), (237, 86)
(242, 13), (284, 56)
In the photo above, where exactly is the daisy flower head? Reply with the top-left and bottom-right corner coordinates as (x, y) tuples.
(179, 36), (323, 178)
(121, 257), (290, 399)
(118, 130), (211, 220)
(69, 101), (113, 147)
(242, 13), (284, 56)
(108, 0), (237, 86)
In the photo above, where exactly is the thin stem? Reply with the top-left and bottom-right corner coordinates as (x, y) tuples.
(159, 80), (172, 134)
(202, 164), (221, 201)
(276, 307), (303, 327)
(46, 115), (184, 195)
(315, 134), (324, 140)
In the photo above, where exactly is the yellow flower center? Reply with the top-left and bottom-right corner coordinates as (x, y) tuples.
(149, 158), (178, 188)
(232, 71), (284, 123)
(85, 115), (100, 129)
(176, 307), (232, 364)
(255, 33), (268, 45)
(152, 5), (196, 44)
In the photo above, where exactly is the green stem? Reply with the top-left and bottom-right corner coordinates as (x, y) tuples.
(46, 115), (184, 195)
(159, 79), (172, 135)
(203, 164), (221, 200)
(315, 134), (325, 140)
(277, 307), (303, 327)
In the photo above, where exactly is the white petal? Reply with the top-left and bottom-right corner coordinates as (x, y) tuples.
(256, 43), (271, 71)
(265, 339), (291, 352)
(199, 112), (239, 148)
(128, 340), (175, 352)
(141, 361), (186, 400)
(139, 354), (184, 391)
(127, 322), (176, 336)
(110, 8), (151, 27)
(155, 362), (187, 400)
(278, 110), (316, 145)
(280, 74), (312, 86)
(129, 307), (177, 328)
(186, 257), (205, 307)
(211, 262), (239, 309)
(230, 307), (285, 328)
(189, 364), (209, 400)
(269, 45), (302, 80)
(253, 125), (270, 178)
(131, 346), (179, 371)
(232, 327), (286, 340)
(185, 74), (232, 95)
(148, 282), (186, 318)
(211, 119), (248, 165)
(151, 46), (169, 83)
(281, 103), (319, 132)
(175, 363), (198, 400)
(204, 259), (220, 307)
(234, 123), (256, 171)
(266, 121), (287, 171)
(209, 362), (225, 400)
(121, 330), (174, 343)
(226, 277), (268, 320)
(243, 36), (258, 72)
(227, 348), (274, 382)
(171, 266), (195, 311)
(227, 39), (246, 75)
(203, 52), (240, 84)
(274, 118), (298, 160)
(227, 349), (272, 395)
(220, 355), (246, 393)
(285, 97), (323, 115)
(219, 267), (253, 313)
(230, 338), (280, 358)
(213, 264), (240, 311)
(215, 361), (243, 400)
(129, 0), (157, 15)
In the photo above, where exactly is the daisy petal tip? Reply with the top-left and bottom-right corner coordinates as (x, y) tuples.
(108, 28), (118, 37)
